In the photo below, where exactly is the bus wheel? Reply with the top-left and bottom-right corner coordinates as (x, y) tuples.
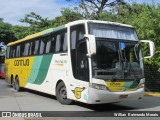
(56, 82), (73, 105)
(12, 79), (16, 89)
(15, 77), (21, 92)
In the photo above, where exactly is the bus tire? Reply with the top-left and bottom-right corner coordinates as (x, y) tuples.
(56, 82), (73, 105)
(11, 77), (16, 89)
(15, 77), (21, 92)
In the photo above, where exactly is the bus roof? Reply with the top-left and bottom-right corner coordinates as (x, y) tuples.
(7, 25), (65, 46)
(7, 20), (134, 46)
(66, 20), (133, 28)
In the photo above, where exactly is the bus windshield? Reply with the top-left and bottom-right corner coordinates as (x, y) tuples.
(88, 23), (138, 41)
(88, 23), (143, 80)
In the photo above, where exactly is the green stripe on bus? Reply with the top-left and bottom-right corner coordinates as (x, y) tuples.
(129, 80), (140, 89)
(43, 25), (65, 35)
(27, 56), (43, 83)
(33, 55), (53, 84)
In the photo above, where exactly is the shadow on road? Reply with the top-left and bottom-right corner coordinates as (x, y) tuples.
(76, 102), (135, 111)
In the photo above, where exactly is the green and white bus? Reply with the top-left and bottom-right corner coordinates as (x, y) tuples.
(5, 20), (155, 104)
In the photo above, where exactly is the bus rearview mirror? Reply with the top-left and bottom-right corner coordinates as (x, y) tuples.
(84, 35), (96, 57)
(140, 40), (155, 58)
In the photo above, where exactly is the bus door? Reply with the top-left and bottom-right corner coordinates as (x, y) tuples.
(69, 24), (90, 103)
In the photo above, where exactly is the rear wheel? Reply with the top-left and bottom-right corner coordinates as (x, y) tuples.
(56, 82), (73, 105)
(11, 77), (16, 89)
(15, 77), (21, 92)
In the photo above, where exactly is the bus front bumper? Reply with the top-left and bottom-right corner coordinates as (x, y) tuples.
(88, 88), (144, 104)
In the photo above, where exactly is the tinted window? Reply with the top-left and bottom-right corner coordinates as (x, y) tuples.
(54, 29), (67, 53)
(10, 46), (16, 58)
(70, 24), (85, 50)
(16, 45), (21, 57)
(6, 47), (10, 58)
(63, 32), (67, 51)
(50, 36), (56, 53)
(55, 34), (61, 52)
(33, 40), (40, 55)
(23, 43), (30, 56)
(40, 38), (45, 54)
(70, 24), (85, 79)
(7, 28), (68, 57)
(46, 37), (51, 53)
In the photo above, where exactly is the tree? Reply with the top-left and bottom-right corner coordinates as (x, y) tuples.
(20, 12), (50, 31)
(66, 0), (126, 18)
(103, 3), (160, 69)
(0, 20), (16, 44)
(53, 8), (83, 27)
(0, 18), (3, 22)
(12, 25), (37, 40)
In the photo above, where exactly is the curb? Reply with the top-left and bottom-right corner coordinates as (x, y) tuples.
(144, 92), (160, 97)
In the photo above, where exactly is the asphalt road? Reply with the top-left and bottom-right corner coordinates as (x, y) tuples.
(0, 79), (160, 119)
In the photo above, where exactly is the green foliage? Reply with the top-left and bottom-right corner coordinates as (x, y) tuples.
(20, 12), (50, 30)
(0, 20), (16, 44)
(1, 2), (160, 70)
(53, 8), (83, 27)
(12, 25), (36, 39)
(98, 3), (160, 69)
(66, 0), (127, 19)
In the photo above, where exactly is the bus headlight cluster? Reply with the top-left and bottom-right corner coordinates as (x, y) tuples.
(138, 83), (145, 89)
(90, 83), (109, 90)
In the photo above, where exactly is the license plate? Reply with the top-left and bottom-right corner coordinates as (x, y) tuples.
(119, 95), (128, 99)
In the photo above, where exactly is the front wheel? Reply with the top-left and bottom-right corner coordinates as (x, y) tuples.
(56, 82), (73, 105)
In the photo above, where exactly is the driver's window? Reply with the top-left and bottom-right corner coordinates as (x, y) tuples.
(77, 41), (89, 81)
(70, 24), (86, 79)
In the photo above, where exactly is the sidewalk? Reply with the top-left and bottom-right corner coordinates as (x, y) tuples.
(144, 92), (160, 97)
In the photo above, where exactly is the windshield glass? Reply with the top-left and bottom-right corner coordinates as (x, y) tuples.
(88, 23), (143, 81)
(92, 39), (143, 80)
(89, 23), (138, 41)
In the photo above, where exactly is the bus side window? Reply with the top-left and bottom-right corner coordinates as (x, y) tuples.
(23, 43), (30, 56)
(45, 37), (51, 54)
(16, 45), (21, 57)
(6, 47), (10, 58)
(9, 47), (12, 58)
(70, 24), (85, 49)
(60, 33), (64, 52)
(50, 36), (56, 53)
(20, 43), (25, 57)
(70, 24), (85, 79)
(55, 34), (61, 52)
(29, 42), (33, 55)
(11, 46), (16, 58)
(34, 40), (40, 55)
(40, 38), (45, 54)
(62, 32), (67, 52)
(55, 29), (67, 53)
(71, 30), (77, 49)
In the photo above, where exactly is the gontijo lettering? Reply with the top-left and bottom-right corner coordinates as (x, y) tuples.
(14, 59), (29, 66)
(110, 82), (121, 86)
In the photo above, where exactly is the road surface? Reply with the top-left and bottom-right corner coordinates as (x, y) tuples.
(0, 79), (160, 119)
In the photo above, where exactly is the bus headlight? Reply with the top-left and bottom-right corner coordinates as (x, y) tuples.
(90, 83), (109, 90)
(138, 83), (145, 89)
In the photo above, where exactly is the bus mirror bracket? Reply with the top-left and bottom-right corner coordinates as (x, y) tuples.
(84, 34), (96, 57)
(140, 40), (155, 58)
